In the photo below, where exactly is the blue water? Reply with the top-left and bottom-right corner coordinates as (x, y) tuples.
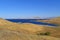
(6, 19), (57, 26)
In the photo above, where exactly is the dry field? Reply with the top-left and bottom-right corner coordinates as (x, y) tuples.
(0, 18), (60, 40)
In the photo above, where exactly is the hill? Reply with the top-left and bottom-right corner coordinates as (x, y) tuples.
(47, 17), (60, 25)
(0, 18), (60, 40)
(37, 17), (60, 25)
(0, 29), (60, 40)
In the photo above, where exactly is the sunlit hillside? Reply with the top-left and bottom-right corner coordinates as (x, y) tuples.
(47, 17), (60, 25)
(0, 30), (60, 40)
(0, 18), (60, 40)
(37, 17), (60, 25)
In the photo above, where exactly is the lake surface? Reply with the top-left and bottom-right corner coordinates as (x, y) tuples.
(6, 19), (57, 26)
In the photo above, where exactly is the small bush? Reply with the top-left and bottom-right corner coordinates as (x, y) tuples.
(37, 32), (50, 36)
(44, 32), (50, 35)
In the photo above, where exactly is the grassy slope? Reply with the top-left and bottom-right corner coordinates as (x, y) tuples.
(37, 17), (60, 25)
(0, 18), (60, 40)
(0, 30), (60, 40)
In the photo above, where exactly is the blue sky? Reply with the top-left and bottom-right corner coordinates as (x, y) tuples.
(0, 0), (60, 19)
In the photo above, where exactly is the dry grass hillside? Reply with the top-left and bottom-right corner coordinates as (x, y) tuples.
(37, 17), (60, 25)
(47, 17), (60, 25)
(0, 18), (60, 40)
(0, 29), (60, 40)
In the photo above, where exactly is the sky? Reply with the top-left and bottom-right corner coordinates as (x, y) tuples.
(0, 0), (60, 19)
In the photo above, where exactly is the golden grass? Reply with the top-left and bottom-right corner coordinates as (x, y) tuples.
(0, 18), (60, 40)
(0, 29), (60, 40)
(37, 17), (60, 25)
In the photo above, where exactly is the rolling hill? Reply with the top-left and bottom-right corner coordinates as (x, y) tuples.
(0, 18), (60, 40)
(37, 17), (60, 25)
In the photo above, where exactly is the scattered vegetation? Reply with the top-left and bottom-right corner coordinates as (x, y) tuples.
(37, 32), (50, 36)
